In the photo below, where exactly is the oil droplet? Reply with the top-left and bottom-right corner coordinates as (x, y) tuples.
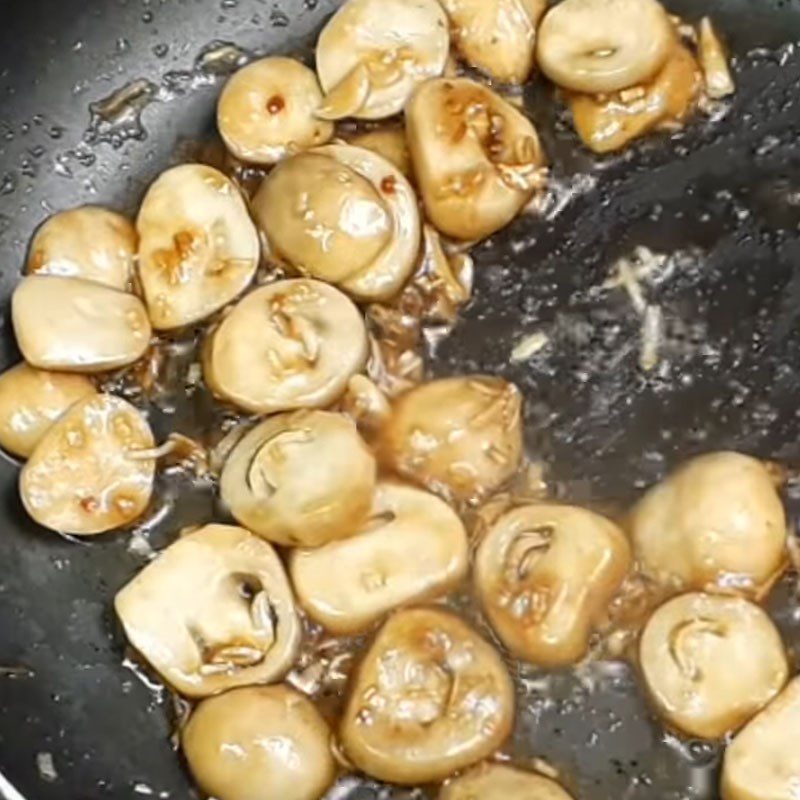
(142, 11), (154, 22)
(85, 79), (157, 149)
(0, 173), (16, 195)
(48, 125), (64, 140)
(152, 43), (169, 58)
(270, 7), (290, 26)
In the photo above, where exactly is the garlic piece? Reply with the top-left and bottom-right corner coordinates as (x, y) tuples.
(217, 57), (333, 164)
(27, 206), (136, 290)
(20, 394), (155, 535)
(316, 0), (449, 120)
(12, 275), (151, 372)
(182, 685), (335, 800)
(204, 279), (368, 414)
(406, 78), (546, 241)
(115, 524), (301, 697)
(439, 763), (575, 800)
(137, 164), (259, 330)
(347, 128), (412, 178)
(639, 592), (788, 739)
(698, 17), (735, 100)
(340, 607), (514, 784)
(220, 410), (376, 547)
(290, 482), (469, 633)
(475, 504), (631, 667)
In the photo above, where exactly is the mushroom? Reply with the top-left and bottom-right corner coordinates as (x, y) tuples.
(721, 677), (800, 800)
(27, 205), (136, 290)
(406, 78), (546, 241)
(217, 57), (334, 165)
(340, 374), (392, 434)
(346, 128), (412, 178)
(182, 684), (335, 800)
(628, 452), (788, 597)
(220, 409), (376, 547)
(203, 279), (368, 414)
(378, 376), (524, 504)
(340, 607), (514, 784)
(19, 393), (155, 535)
(439, 763), (575, 800)
(439, 0), (546, 85)
(639, 592), (788, 739)
(474, 503), (632, 667)
(315, 0), (449, 120)
(115, 524), (301, 697)
(698, 17), (735, 100)
(136, 164), (259, 330)
(0, 363), (96, 458)
(290, 481), (469, 633)
(252, 144), (420, 302)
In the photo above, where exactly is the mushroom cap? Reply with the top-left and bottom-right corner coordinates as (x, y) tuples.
(347, 128), (413, 179)
(439, 762), (575, 800)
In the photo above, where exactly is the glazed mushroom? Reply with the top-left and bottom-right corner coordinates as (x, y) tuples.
(12, 275), (151, 372)
(378, 376), (524, 504)
(136, 164), (259, 330)
(220, 410), (376, 547)
(628, 452), (787, 597)
(340, 374), (392, 434)
(203, 279), (368, 414)
(252, 144), (420, 302)
(346, 128), (412, 178)
(475, 504), (631, 667)
(406, 78), (546, 241)
(0, 363), (96, 458)
(115, 524), (301, 697)
(639, 592), (788, 739)
(27, 205), (136, 290)
(19, 393), (155, 535)
(439, 763), (575, 800)
(340, 607), (514, 784)
(182, 685), (335, 800)
(721, 677), (800, 800)
(315, 0), (449, 120)
(217, 57), (333, 165)
(290, 481), (469, 633)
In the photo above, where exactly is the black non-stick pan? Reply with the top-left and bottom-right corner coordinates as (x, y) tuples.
(2, 0), (800, 798)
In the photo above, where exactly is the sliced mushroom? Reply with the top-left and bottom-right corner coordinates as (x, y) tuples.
(20, 393), (155, 535)
(217, 57), (334, 165)
(115, 524), (301, 697)
(347, 128), (412, 179)
(340, 607), (514, 784)
(203, 279), (368, 414)
(12, 275), (151, 372)
(439, 763), (575, 800)
(315, 0), (449, 120)
(137, 164), (259, 330)
(27, 205), (136, 290)
(290, 482), (469, 633)
(182, 684), (335, 800)
(475, 504), (631, 667)
(378, 376), (524, 504)
(220, 410), (376, 547)
(252, 144), (420, 302)
(406, 78), (546, 241)
(721, 677), (800, 800)
(628, 452), (787, 597)
(639, 592), (788, 739)
(536, 0), (675, 94)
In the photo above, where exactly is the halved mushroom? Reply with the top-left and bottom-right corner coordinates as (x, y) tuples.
(475, 504), (631, 667)
(27, 205), (136, 290)
(439, 763), (575, 800)
(0, 363), (96, 458)
(639, 592), (788, 739)
(220, 410), (376, 547)
(315, 0), (449, 120)
(12, 275), (151, 372)
(20, 393), (155, 535)
(217, 57), (334, 165)
(182, 684), (335, 800)
(115, 524), (301, 697)
(721, 677), (800, 800)
(252, 144), (420, 302)
(440, 0), (546, 85)
(346, 128), (412, 179)
(203, 279), (368, 414)
(137, 164), (259, 330)
(378, 376), (524, 504)
(628, 452), (787, 597)
(340, 607), (514, 784)
(406, 78), (546, 241)
(290, 482), (469, 633)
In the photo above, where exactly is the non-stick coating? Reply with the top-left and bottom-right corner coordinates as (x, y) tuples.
(2, 1), (800, 798)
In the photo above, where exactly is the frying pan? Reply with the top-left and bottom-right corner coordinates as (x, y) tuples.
(1, 0), (800, 798)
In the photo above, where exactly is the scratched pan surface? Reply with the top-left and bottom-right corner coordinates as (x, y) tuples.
(2, 0), (800, 798)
